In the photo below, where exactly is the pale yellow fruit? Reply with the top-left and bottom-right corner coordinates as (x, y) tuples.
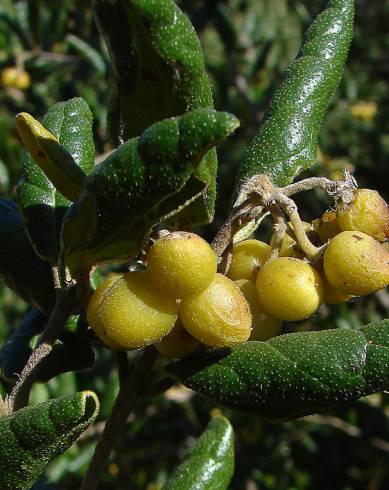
(322, 277), (353, 304)
(270, 221), (312, 258)
(235, 279), (282, 341)
(180, 273), (252, 347)
(323, 231), (389, 295)
(147, 232), (217, 298)
(155, 319), (202, 358)
(256, 257), (324, 321)
(98, 271), (177, 349)
(1, 67), (31, 90)
(312, 211), (342, 243)
(227, 239), (270, 281)
(87, 275), (122, 349)
(337, 189), (389, 242)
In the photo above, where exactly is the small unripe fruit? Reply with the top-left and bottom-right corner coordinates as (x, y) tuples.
(95, 271), (177, 349)
(1, 67), (31, 90)
(337, 189), (389, 242)
(147, 232), (217, 298)
(155, 319), (202, 358)
(256, 257), (324, 321)
(87, 275), (123, 349)
(270, 221), (312, 258)
(235, 279), (282, 341)
(180, 273), (252, 347)
(227, 239), (270, 281)
(313, 211), (342, 243)
(323, 231), (389, 295)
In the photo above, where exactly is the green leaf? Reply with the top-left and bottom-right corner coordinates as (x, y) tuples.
(94, 0), (218, 225)
(164, 415), (234, 490)
(17, 97), (95, 263)
(62, 109), (239, 279)
(0, 309), (46, 381)
(168, 320), (389, 421)
(0, 391), (99, 490)
(36, 334), (95, 383)
(0, 198), (56, 314)
(16, 113), (87, 202)
(234, 0), (354, 193)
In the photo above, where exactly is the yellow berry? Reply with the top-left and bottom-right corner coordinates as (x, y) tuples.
(96, 271), (177, 349)
(227, 239), (270, 281)
(235, 279), (282, 341)
(180, 273), (252, 347)
(1, 67), (30, 90)
(270, 221), (312, 257)
(322, 277), (352, 304)
(323, 231), (389, 295)
(87, 275), (123, 349)
(155, 319), (202, 358)
(147, 232), (217, 298)
(256, 257), (324, 321)
(312, 211), (342, 243)
(337, 189), (389, 242)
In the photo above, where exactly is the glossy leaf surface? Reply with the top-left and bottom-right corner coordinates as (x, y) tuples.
(164, 415), (234, 490)
(168, 321), (389, 421)
(0, 198), (55, 314)
(17, 97), (95, 262)
(234, 0), (354, 193)
(62, 109), (239, 279)
(94, 0), (218, 225)
(0, 391), (99, 490)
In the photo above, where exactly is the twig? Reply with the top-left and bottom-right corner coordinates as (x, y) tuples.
(80, 347), (160, 490)
(8, 287), (77, 411)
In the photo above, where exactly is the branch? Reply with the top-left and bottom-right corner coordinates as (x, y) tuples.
(8, 286), (78, 411)
(80, 347), (160, 490)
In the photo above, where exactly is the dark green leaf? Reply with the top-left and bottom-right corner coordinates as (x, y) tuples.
(234, 0), (354, 193)
(164, 415), (234, 490)
(0, 309), (46, 382)
(17, 97), (95, 263)
(168, 320), (389, 421)
(62, 109), (239, 279)
(36, 334), (95, 382)
(0, 391), (99, 490)
(94, 0), (218, 225)
(0, 198), (56, 314)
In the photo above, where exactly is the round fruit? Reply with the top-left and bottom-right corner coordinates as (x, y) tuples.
(227, 239), (270, 281)
(87, 275), (122, 349)
(95, 271), (177, 349)
(312, 211), (342, 243)
(323, 231), (389, 295)
(155, 319), (202, 358)
(256, 257), (324, 321)
(235, 279), (282, 341)
(1, 67), (31, 90)
(337, 189), (389, 242)
(147, 231), (217, 299)
(322, 277), (352, 304)
(180, 273), (252, 347)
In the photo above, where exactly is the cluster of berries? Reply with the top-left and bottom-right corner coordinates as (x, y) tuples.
(87, 232), (252, 358)
(228, 188), (389, 326)
(87, 187), (389, 358)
